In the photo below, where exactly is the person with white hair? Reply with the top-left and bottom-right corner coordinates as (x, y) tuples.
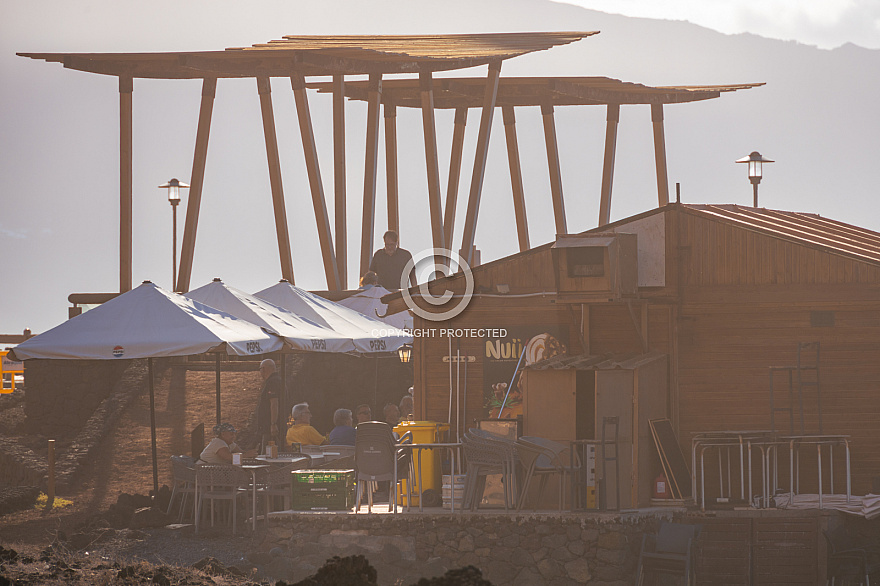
(328, 408), (356, 446)
(285, 402), (326, 446)
(257, 358), (284, 448)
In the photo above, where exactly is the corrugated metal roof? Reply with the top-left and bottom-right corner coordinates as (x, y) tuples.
(683, 204), (880, 266)
(18, 32), (597, 79)
(527, 351), (666, 370)
(308, 76), (763, 107)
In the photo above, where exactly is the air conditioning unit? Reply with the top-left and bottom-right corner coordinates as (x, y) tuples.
(551, 233), (638, 302)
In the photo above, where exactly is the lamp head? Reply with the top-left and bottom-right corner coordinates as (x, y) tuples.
(158, 178), (190, 204)
(736, 151), (774, 183)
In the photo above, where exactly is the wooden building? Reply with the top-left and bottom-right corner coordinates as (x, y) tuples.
(393, 203), (880, 500)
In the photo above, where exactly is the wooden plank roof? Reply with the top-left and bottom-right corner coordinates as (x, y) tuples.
(17, 32), (597, 78)
(681, 204), (880, 266)
(309, 76), (764, 107)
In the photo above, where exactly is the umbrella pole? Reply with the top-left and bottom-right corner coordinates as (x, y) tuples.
(215, 354), (221, 425)
(148, 358), (159, 499)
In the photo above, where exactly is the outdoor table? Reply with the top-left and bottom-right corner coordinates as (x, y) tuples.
(781, 434), (851, 509)
(254, 454), (313, 466)
(690, 430), (778, 511)
(396, 442), (462, 512)
(241, 463), (269, 532)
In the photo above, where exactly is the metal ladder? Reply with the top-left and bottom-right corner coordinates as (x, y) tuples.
(769, 342), (822, 434)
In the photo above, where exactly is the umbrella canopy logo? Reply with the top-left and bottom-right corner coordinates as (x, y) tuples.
(112, 346), (124, 358)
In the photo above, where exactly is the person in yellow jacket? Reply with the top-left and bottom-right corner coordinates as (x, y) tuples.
(285, 402), (327, 446)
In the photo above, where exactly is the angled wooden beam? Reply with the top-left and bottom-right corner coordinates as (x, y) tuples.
(419, 70), (446, 253)
(384, 103), (399, 235)
(291, 73), (340, 290)
(359, 74), (382, 277)
(541, 102), (567, 235)
(651, 103), (670, 207)
(257, 76), (295, 283)
(598, 103), (620, 227)
(332, 75), (347, 289)
(460, 61), (502, 266)
(443, 106), (467, 250)
(177, 77), (217, 293)
(119, 75), (133, 293)
(502, 106), (530, 252)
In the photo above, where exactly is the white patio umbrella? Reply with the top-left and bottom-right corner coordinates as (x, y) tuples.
(186, 279), (356, 353)
(337, 286), (413, 330)
(255, 280), (412, 353)
(9, 281), (283, 495)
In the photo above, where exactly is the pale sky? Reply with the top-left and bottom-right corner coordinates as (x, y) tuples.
(555, 0), (880, 49)
(2, 0), (878, 336)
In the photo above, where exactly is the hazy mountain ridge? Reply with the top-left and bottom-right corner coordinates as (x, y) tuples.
(1, 0), (878, 334)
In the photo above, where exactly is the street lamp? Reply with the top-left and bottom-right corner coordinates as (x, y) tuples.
(397, 343), (413, 364)
(735, 151), (774, 207)
(158, 178), (189, 291)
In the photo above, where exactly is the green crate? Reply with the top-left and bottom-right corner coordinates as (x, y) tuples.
(291, 484), (357, 511)
(291, 469), (355, 490)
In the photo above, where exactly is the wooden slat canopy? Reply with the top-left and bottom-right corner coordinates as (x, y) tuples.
(308, 76), (764, 107)
(18, 32), (598, 78)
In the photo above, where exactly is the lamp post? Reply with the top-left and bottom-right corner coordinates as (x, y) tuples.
(736, 151), (774, 207)
(158, 178), (189, 291)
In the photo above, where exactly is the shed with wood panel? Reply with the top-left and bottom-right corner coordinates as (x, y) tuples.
(388, 202), (880, 500)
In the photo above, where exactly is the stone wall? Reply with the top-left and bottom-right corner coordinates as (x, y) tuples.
(260, 512), (660, 585)
(24, 359), (134, 437)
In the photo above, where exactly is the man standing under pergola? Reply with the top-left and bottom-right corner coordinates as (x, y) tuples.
(370, 230), (415, 290)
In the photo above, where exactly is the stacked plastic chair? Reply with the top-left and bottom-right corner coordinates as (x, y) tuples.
(462, 429), (518, 510)
(516, 436), (581, 511)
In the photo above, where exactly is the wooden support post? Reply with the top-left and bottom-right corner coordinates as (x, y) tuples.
(177, 77), (216, 293)
(119, 75), (133, 293)
(443, 107), (467, 251)
(215, 354), (221, 425)
(598, 103), (620, 227)
(359, 74), (382, 277)
(651, 103), (670, 207)
(148, 357), (159, 498)
(460, 62), (501, 266)
(257, 76), (295, 283)
(384, 103), (399, 235)
(542, 102), (567, 235)
(291, 73), (340, 290)
(419, 70), (446, 253)
(47, 439), (55, 508)
(332, 75), (347, 289)
(502, 106), (530, 252)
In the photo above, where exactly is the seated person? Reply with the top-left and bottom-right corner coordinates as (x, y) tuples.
(355, 404), (373, 424)
(286, 402), (327, 446)
(399, 395), (414, 420)
(328, 408), (356, 446)
(384, 403), (400, 427)
(199, 423), (255, 464)
(359, 271), (379, 290)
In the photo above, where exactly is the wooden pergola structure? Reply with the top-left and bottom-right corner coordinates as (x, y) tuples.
(18, 32), (597, 294)
(309, 76), (762, 257)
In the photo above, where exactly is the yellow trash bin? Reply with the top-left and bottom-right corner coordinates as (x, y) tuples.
(394, 420), (449, 507)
